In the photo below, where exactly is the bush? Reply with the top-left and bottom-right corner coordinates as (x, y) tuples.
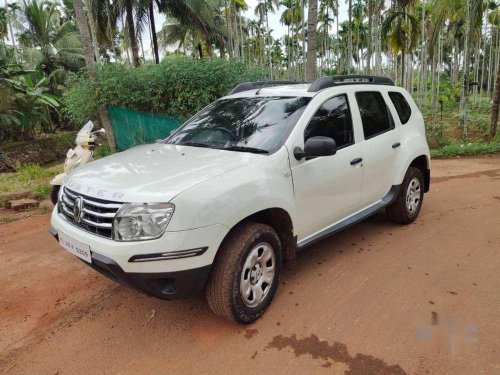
(63, 58), (264, 123)
(62, 73), (99, 125)
(431, 140), (500, 158)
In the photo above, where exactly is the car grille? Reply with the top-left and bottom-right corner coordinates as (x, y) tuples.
(58, 187), (123, 239)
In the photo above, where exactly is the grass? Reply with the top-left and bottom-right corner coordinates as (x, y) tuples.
(431, 140), (500, 159)
(0, 164), (62, 205)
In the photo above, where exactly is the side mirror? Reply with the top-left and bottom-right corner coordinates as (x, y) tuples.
(294, 136), (337, 160)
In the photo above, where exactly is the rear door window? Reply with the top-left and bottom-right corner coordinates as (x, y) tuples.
(388, 92), (412, 124)
(355, 91), (393, 139)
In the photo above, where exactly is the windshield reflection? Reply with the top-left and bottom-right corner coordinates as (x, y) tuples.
(165, 96), (311, 154)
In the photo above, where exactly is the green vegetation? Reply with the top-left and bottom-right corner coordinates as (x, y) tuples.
(0, 164), (61, 200)
(63, 57), (264, 123)
(431, 140), (500, 159)
(0, 0), (499, 162)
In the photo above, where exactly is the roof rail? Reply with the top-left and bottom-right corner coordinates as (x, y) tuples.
(229, 80), (308, 95)
(307, 75), (394, 92)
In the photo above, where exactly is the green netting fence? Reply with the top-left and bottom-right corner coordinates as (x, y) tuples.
(108, 107), (182, 151)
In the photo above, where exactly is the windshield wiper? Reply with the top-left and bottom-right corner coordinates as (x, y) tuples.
(178, 141), (212, 148)
(220, 146), (269, 154)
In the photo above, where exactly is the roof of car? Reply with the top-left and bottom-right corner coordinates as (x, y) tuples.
(223, 75), (399, 99)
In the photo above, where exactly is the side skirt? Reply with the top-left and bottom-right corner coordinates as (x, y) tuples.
(297, 184), (401, 250)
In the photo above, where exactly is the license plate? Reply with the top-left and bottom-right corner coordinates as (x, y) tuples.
(58, 231), (92, 263)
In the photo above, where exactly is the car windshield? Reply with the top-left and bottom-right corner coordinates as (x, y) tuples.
(165, 96), (311, 154)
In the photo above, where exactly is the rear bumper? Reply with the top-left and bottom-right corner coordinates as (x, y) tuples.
(50, 227), (211, 299)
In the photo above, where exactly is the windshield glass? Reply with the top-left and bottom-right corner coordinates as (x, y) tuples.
(165, 96), (311, 154)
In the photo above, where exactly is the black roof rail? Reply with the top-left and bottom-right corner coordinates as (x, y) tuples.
(229, 80), (308, 95)
(307, 75), (394, 92)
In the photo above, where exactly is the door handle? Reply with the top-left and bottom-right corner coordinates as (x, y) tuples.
(392, 142), (401, 149)
(350, 157), (363, 166)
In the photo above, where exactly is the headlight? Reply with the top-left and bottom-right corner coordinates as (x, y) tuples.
(113, 203), (175, 241)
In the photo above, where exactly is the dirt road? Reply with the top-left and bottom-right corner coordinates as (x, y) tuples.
(1, 155), (499, 375)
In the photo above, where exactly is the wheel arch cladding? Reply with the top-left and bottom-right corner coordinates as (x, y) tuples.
(409, 155), (430, 192)
(223, 208), (297, 261)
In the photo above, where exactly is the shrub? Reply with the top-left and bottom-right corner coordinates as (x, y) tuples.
(62, 73), (98, 125)
(431, 140), (500, 158)
(63, 57), (265, 123)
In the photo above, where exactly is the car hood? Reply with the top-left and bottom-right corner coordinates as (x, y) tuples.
(64, 143), (258, 202)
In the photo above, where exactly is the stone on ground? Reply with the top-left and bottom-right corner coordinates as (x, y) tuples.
(9, 199), (40, 211)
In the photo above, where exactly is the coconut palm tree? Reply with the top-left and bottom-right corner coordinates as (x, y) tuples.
(73, 0), (116, 148)
(255, 0), (279, 78)
(490, 63), (499, 141)
(381, 0), (419, 88)
(17, 0), (84, 75)
(305, 0), (318, 80)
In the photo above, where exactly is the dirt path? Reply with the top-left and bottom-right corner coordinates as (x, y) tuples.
(1, 155), (499, 375)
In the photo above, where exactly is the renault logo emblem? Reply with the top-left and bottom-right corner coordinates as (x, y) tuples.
(74, 196), (84, 223)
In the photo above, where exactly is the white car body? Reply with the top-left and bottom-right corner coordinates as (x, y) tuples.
(50, 79), (430, 302)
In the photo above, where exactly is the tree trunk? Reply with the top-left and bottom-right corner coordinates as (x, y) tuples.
(401, 50), (405, 88)
(83, 0), (101, 64)
(459, 0), (470, 140)
(348, 0), (352, 73)
(198, 42), (203, 59)
(6, 1), (18, 63)
(74, 0), (97, 83)
(239, 9), (245, 62)
(306, 0), (318, 81)
(149, 2), (160, 64)
(74, 0), (115, 149)
(366, 0), (372, 72)
(125, 0), (140, 67)
(265, 9), (273, 79)
(490, 64), (500, 141)
(303, 0), (307, 79)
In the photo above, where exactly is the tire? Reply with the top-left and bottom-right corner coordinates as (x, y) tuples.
(206, 222), (282, 324)
(386, 167), (424, 224)
(50, 185), (60, 205)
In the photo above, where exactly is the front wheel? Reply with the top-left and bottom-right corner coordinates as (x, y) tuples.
(206, 222), (282, 323)
(386, 167), (424, 224)
(50, 185), (60, 205)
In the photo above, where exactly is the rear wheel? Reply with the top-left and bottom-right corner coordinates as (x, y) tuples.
(206, 222), (282, 323)
(386, 167), (424, 224)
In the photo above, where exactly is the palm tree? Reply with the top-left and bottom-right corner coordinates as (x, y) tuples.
(490, 63), (499, 141)
(255, 0), (279, 78)
(305, 0), (318, 80)
(5, 1), (20, 63)
(74, 0), (116, 148)
(381, 0), (419, 88)
(347, 0), (352, 73)
(18, 0), (84, 75)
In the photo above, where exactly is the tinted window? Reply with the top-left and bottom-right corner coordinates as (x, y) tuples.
(167, 96), (311, 153)
(389, 92), (412, 124)
(355, 91), (393, 139)
(305, 95), (353, 148)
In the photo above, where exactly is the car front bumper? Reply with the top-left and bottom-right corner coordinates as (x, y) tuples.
(50, 208), (229, 299)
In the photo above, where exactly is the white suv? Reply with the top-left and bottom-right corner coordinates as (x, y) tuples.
(50, 75), (430, 323)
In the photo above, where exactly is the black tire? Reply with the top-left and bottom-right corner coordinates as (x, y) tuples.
(50, 185), (60, 205)
(386, 167), (424, 224)
(206, 222), (282, 324)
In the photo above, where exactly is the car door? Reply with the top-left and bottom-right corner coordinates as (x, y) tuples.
(352, 90), (402, 207)
(288, 94), (364, 241)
